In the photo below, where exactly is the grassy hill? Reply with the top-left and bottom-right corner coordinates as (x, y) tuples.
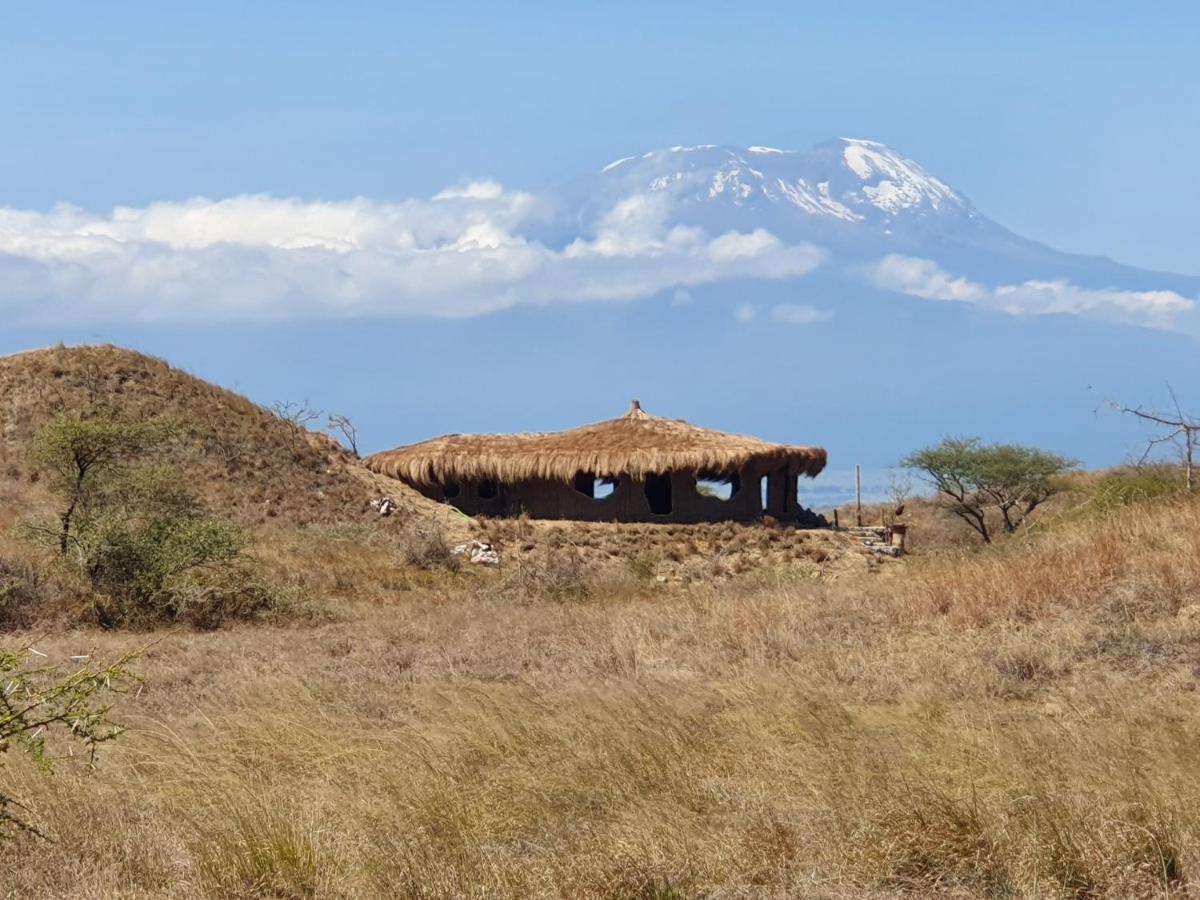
(0, 344), (447, 530)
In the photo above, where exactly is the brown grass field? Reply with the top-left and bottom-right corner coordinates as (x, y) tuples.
(2, 346), (1200, 898)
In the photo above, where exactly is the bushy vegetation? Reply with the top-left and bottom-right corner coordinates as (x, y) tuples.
(1, 492), (1199, 896)
(1091, 464), (1188, 511)
(0, 647), (133, 837)
(904, 437), (1077, 542)
(392, 525), (461, 572)
(0, 559), (45, 631)
(21, 414), (286, 629)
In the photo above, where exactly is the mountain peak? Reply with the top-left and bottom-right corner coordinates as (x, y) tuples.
(588, 139), (970, 228)
(824, 138), (960, 212)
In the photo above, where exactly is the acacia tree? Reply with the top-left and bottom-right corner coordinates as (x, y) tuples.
(30, 416), (171, 556)
(26, 414), (246, 627)
(903, 437), (1076, 543)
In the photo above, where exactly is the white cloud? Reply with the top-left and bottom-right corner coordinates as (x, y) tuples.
(671, 288), (694, 306)
(734, 303), (757, 323)
(431, 179), (506, 200)
(770, 303), (831, 325)
(871, 254), (1195, 328)
(991, 280), (1194, 318)
(0, 186), (825, 323)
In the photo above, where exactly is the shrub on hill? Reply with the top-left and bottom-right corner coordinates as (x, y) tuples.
(0, 558), (44, 630)
(21, 412), (294, 629)
(0, 345), (397, 528)
(394, 525), (461, 573)
(1090, 465), (1188, 511)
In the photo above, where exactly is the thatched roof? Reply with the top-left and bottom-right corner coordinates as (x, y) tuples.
(365, 401), (827, 486)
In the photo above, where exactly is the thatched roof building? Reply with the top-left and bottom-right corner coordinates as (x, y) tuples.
(365, 401), (827, 523)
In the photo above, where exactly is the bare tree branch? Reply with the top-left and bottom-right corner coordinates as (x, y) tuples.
(272, 401), (322, 463)
(326, 414), (360, 458)
(1110, 385), (1198, 492)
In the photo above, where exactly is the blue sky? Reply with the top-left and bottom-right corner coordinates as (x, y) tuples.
(2, 2), (1198, 499)
(2, 1), (1198, 273)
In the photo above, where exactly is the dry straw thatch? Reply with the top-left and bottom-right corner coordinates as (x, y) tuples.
(365, 401), (827, 486)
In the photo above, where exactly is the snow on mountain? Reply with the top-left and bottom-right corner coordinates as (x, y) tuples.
(551, 138), (1200, 334)
(559, 138), (1198, 295)
(585, 138), (971, 227)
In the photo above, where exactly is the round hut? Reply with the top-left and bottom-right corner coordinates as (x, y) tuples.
(364, 401), (827, 524)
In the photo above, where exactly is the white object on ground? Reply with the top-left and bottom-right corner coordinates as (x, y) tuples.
(452, 540), (500, 565)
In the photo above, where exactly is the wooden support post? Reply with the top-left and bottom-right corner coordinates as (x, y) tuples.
(855, 464), (862, 527)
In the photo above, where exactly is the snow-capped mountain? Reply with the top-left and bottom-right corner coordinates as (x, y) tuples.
(592, 139), (968, 226)
(554, 138), (1200, 300)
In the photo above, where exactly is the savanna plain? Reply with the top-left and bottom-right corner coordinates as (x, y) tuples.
(1, 345), (1199, 899)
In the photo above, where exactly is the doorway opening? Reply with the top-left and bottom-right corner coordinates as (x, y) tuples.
(644, 474), (672, 515)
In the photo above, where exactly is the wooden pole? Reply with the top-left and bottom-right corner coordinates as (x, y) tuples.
(855, 464), (862, 527)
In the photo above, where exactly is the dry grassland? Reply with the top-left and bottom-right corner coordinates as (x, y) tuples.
(1, 495), (1199, 898)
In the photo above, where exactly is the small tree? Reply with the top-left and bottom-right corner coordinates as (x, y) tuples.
(26, 414), (248, 627)
(884, 468), (913, 527)
(326, 413), (360, 458)
(1111, 387), (1198, 493)
(0, 647), (134, 837)
(903, 437), (1076, 543)
(272, 401), (321, 463)
(29, 416), (172, 556)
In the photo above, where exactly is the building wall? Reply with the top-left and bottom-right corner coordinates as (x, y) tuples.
(413, 466), (806, 524)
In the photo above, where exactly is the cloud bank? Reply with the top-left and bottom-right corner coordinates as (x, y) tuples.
(1, 184), (1190, 331)
(871, 254), (1195, 328)
(0, 186), (824, 323)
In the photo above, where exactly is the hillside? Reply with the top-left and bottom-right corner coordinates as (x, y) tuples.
(1, 461), (1198, 896)
(0, 344), (455, 533)
(0, 344), (878, 588)
(3, 347), (1200, 897)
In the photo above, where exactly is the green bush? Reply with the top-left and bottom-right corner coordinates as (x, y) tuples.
(626, 553), (659, 581)
(84, 516), (249, 628)
(154, 564), (296, 630)
(1091, 467), (1186, 512)
(25, 413), (279, 629)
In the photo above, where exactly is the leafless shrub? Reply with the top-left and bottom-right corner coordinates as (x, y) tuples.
(157, 564), (308, 630)
(272, 400), (322, 463)
(326, 413), (360, 458)
(0, 558), (45, 630)
(1110, 385), (1198, 493)
(503, 546), (591, 601)
(394, 526), (460, 572)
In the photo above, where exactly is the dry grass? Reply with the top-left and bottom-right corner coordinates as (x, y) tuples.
(366, 399), (826, 486)
(483, 518), (872, 585)
(0, 344), (455, 531)
(0, 493), (1198, 897)
(5, 344), (1200, 897)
